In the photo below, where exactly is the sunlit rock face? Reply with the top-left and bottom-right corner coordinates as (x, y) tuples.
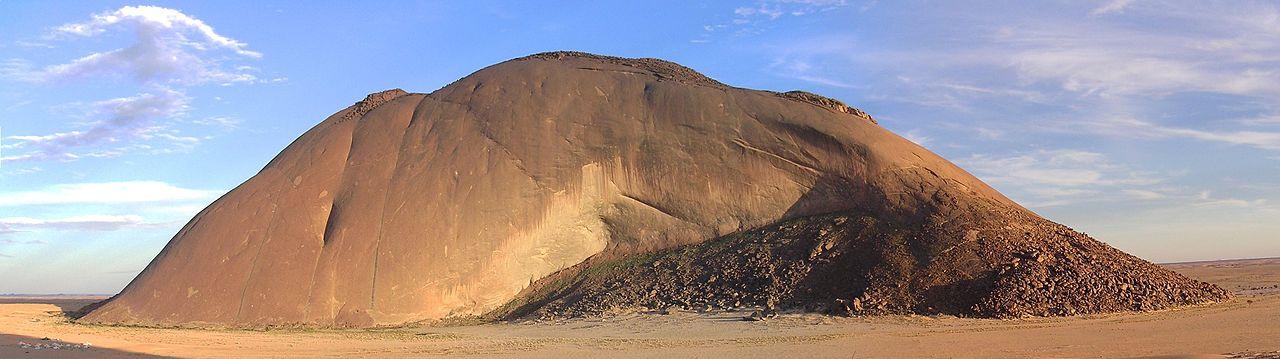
(81, 52), (1226, 328)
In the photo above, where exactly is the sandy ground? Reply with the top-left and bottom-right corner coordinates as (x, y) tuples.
(2, 258), (1278, 358)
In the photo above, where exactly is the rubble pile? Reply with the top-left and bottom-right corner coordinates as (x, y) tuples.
(778, 91), (877, 123)
(17, 338), (93, 352)
(505, 206), (1229, 320)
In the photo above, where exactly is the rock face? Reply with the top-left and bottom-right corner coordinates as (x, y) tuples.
(81, 52), (1228, 328)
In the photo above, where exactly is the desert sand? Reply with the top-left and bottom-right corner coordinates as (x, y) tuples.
(3, 257), (1277, 358)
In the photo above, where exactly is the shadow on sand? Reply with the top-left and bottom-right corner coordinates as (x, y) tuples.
(1, 333), (166, 358)
(0, 297), (107, 319)
(1, 297), (165, 357)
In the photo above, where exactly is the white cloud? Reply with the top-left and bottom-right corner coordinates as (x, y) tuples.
(1122, 189), (1166, 200)
(1240, 115), (1280, 126)
(54, 6), (258, 56)
(962, 148), (1267, 209)
(2, 5), (261, 164)
(734, 5), (783, 19)
(2, 88), (192, 163)
(2, 99), (34, 112)
(1091, 0), (1136, 16)
(0, 215), (145, 232)
(1195, 198), (1262, 207)
(14, 40), (54, 49)
(998, 3), (1280, 102)
(761, 37), (864, 90)
(764, 1), (1280, 155)
(14, 5), (260, 85)
(190, 115), (240, 129)
(903, 129), (931, 146)
(1, 166), (43, 176)
(960, 149), (1164, 207)
(1192, 190), (1268, 208)
(0, 181), (218, 207)
(795, 74), (858, 89)
(703, 0), (850, 41)
(1156, 129), (1280, 150)
(974, 127), (1004, 140)
(1008, 47), (1279, 98)
(1076, 117), (1280, 151)
(965, 150), (1104, 186)
(779, 0), (849, 5)
(0, 238), (46, 244)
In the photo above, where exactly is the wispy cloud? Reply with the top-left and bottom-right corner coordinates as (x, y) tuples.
(1240, 114), (1280, 126)
(1121, 189), (1166, 200)
(10, 5), (260, 85)
(0, 238), (47, 245)
(3, 88), (192, 163)
(974, 127), (1004, 140)
(959, 148), (1271, 210)
(959, 149), (1165, 207)
(0, 215), (148, 233)
(1, 6), (262, 164)
(695, 0), (851, 42)
(759, 35), (863, 91)
(902, 129), (931, 146)
(1193, 190), (1269, 208)
(736, 0), (849, 19)
(191, 116), (241, 130)
(0, 181), (218, 207)
(996, 4), (1280, 114)
(1091, 0), (1137, 16)
(0, 166), (43, 176)
(1072, 117), (1280, 151)
(795, 74), (858, 89)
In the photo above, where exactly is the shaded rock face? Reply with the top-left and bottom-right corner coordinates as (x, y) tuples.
(82, 52), (1227, 328)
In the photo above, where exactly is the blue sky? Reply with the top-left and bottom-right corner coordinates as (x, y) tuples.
(1, 0), (1277, 294)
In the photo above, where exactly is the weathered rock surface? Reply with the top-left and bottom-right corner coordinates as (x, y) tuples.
(81, 51), (1228, 328)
